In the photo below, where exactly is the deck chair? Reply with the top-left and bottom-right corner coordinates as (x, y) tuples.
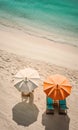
(59, 99), (68, 114)
(21, 92), (31, 101)
(46, 97), (54, 114)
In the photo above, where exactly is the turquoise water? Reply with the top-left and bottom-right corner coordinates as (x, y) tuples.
(0, 0), (78, 46)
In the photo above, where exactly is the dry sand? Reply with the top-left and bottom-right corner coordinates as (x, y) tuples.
(0, 26), (78, 130)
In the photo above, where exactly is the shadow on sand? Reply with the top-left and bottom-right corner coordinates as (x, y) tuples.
(12, 93), (39, 126)
(42, 111), (70, 130)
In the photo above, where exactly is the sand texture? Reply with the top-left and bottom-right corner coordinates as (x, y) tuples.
(0, 49), (78, 130)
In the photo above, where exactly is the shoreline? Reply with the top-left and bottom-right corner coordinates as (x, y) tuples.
(0, 24), (78, 70)
(0, 18), (78, 47)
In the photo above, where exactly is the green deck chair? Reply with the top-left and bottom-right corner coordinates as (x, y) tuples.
(46, 97), (54, 114)
(59, 99), (68, 114)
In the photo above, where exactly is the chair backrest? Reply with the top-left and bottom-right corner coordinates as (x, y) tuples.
(59, 99), (66, 105)
(47, 97), (54, 105)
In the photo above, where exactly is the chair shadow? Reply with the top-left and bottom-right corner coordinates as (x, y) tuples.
(42, 111), (70, 130)
(12, 93), (39, 126)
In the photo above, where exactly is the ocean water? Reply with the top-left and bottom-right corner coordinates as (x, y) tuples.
(0, 0), (78, 46)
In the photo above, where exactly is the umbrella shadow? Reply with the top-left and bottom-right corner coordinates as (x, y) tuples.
(12, 94), (39, 126)
(42, 111), (70, 130)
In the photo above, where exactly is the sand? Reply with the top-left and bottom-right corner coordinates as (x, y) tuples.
(0, 26), (78, 130)
(0, 25), (78, 70)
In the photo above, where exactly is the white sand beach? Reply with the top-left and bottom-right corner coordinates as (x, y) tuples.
(0, 26), (78, 130)
(0, 25), (78, 70)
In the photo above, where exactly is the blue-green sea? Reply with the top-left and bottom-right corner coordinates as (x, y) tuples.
(0, 0), (78, 46)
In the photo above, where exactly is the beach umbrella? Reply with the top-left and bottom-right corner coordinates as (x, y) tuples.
(43, 74), (72, 100)
(14, 68), (40, 93)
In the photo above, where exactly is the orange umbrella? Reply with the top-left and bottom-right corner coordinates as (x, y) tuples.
(43, 74), (72, 100)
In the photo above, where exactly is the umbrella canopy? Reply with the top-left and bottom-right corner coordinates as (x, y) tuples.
(14, 68), (40, 93)
(43, 74), (72, 100)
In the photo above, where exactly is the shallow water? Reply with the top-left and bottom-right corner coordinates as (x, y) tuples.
(0, 0), (78, 46)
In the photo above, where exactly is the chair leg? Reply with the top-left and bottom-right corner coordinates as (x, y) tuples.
(59, 109), (67, 115)
(59, 100), (67, 115)
(46, 109), (54, 114)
